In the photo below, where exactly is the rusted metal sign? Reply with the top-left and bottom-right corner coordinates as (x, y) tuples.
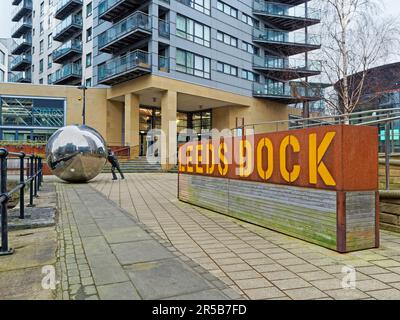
(178, 125), (379, 253)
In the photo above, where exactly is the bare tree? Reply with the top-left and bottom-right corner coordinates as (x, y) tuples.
(318, 0), (400, 119)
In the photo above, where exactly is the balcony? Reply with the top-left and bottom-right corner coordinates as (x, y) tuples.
(253, 28), (320, 55)
(51, 63), (82, 85)
(11, 17), (32, 38)
(98, 12), (151, 53)
(53, 15), (83, 42)
(12, 0), (32, 22)
(10, 54), (31, 71)
(55, 0), (83, 20)
(10, 71), (31, 83)
(53, 40), (82, 64)
(98, 50), (151, 85)
(159, 19), (170, 39)
(253, 1), (320, 31)
(253, 81), (323, 104)
(11, 37), (32, 55)
(98, 0), (144, 22)
(253, 55), (321, 81)
(158, 56), (169, 72)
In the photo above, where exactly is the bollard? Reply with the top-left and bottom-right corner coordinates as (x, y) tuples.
(0, 148), (13, 255)
(38, 157), (43, 189)
(19, 153), (25, 219)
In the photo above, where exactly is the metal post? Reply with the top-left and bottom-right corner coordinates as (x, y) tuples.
(385, 121), (391, 190)
(28, 155), (34, 207)
(0, 148), (13, 255)
(38, 157), (43, 188)
(34, 156), (38, 197)
(19, 153), (25, 219)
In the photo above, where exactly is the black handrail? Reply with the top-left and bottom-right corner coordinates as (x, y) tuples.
(0, 148), (43, 256)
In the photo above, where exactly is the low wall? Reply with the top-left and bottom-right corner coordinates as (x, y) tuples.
(379, 191), (400, 233)
(178, 125), (379, 253)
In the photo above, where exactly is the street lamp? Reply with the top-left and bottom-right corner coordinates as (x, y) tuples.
(78, 85), (87, 125)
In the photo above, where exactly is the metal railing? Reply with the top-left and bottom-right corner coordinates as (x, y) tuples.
(253, 55), (322, 72)
(0, 148), (43, 256)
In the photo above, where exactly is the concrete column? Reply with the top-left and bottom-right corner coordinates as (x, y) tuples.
(124, 93), (140, 158)
(161, 90), (177, 169)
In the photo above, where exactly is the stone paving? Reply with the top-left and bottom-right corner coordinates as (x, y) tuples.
(55, 181), (241, 300)
(89, 173), (400, 300)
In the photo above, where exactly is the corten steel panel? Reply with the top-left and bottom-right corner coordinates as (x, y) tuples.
(179, 125), (378, 192)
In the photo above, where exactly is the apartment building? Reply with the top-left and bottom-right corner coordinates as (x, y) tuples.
(5, 0), (323, 166)
(10, 0), (94, 85)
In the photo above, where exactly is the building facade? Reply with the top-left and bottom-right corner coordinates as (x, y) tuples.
(10, 0), (94, 86)
(0, 41), (9, 83)
(6, 0), (323, 167)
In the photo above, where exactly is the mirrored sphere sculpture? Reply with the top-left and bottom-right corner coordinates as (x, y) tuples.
(46, 125), (108, 183)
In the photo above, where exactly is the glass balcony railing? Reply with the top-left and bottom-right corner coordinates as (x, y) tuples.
(98, 11), (151, 49)
(159, 19), (170, 39)
(52, 63), (82, 83)
(52, 40), (82, 61)
(10, 54), (31, 69)
(253, 81), (323, 98)
(98, 0), (128, 17)
(253, 1), (320, 20)
(12, 0), (32, 21)
(54, 15), (83, 39)
(11, 36), (32, 52)
(11, 17), (32, 37)
(253, 28), (321, 46)
(56, 0), (82, 13)
(10, 71), (31, 83)
(158, 56), (169, 72)
(253, 55), (322, 72)
(98, 50), (151, 82)
(55, 0), (83, 18)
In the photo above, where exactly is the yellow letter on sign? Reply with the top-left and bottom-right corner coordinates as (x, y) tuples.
(280, 135), (300, 183)
(309, 132), (336, 186)
(257, 137), (273, 180)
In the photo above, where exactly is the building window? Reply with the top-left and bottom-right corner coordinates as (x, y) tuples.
(242, 69), (259, 82)
(176, 15), (211, 47)
(0, 50), (5, 65)
(40, 40), (44, 54)
(86, 28), (92, 42)
(217, 62), (238, 76)
(40, 22), (44, 35)
(40, 2), (44, 17)
(48, 15), (52, 28)
(241, 13), (258, 28)
(216, 31), (238, 47)
(48, 34), (52, 48)
(85, 78), (92, 87)
(86, 53), (92, 67)
(217, 1), (238, 19)
(86, 2), (92, 17)
(48, 54), (52, 68)
(47, 73), (52, 84)
(178, 0), (210, 16)
(242, 41), (259, 55)
(39, 59), (44, 73)
(176, 49), (210, 79)
(0, 70), (4, 82)
(39, 78), (43, 84)
(49, 0), (53, 5)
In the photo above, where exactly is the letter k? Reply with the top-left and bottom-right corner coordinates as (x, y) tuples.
(309, 132), (336, 186)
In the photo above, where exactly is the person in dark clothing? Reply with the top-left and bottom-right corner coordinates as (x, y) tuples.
(107, 149), (125, 180)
